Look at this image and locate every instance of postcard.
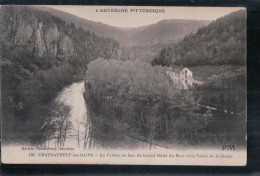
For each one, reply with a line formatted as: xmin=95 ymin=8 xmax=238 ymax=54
xmin=1 ymin=5 xmax=247 ymax=165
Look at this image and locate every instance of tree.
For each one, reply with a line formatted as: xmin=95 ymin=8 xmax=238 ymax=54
xmin=151 ymin=47 xmax=174 ymax=67
xmin=85 ymin=58 xmax=213 ymax=146
xmin=51 ymin=102 xmax=72 ymax=147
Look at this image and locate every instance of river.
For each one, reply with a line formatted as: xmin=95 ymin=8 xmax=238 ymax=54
xmin=48 ymin=81 xmax=165 ymax=150
xmin=45 ymin=80 xmax=242 ymax=151
xmin=53 ymin=81 xmax=88 ymax=149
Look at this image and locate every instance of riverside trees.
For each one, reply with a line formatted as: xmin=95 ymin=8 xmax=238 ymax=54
xmin=51 ymin=102 xmax=72 ymax=148
xmin=84 ymin=58 xmax=212 ymax=146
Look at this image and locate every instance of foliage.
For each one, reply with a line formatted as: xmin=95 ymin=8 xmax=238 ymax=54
xmin=84 ymin=58 xmax=212 ymax=145
xmin=152 ymin=10 xmax=246 ymax=67
xmin=151 ymin=47 xmax=174 ymax=66
xmin=1 ymin=5 xmax=120 ymax=144
xmin=149 ymin=10 xmax=247 ymax=147
xmin=2 ymin=63 xmax=75 ymax=144
xmin=193 ymin=73 xmax=246 ymax=146
xmin=188 ymin=65 xmax=246 ymax=82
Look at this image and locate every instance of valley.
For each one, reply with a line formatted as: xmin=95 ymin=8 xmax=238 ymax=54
xmin=1 ymin=6 xmax=246 ymax=150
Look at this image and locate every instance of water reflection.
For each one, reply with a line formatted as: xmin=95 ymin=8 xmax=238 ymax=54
xmin=45 ymin=81 xmax=163 ymax=150
xmin=45 ymin=81 xmax=89 ymax=149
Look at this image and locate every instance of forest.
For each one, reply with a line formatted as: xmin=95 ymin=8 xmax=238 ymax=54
xmin=84 ymin=58 xmax=213 ymax=147
xmin=152 ymin=10 xmax=246 ymax=67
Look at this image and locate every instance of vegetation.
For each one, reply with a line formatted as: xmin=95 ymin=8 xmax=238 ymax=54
xmin=1 ymin=6 xmax=119 ymax=144
xmin=2 ymin=62 xmax=75 ymax=144
xmin=151 ymin=47 xmax=174 ymax=66
xmin=51 ymin=102 xmax=72 ymax=148
xmin=194 ymin=72 xmax=246 ymax=147
xmin=152 ymin=10 xmax=246 ymax=67
xmin=188 ymin=65 xmax=246 ymax=82
xmin=149 ymin=10 xmax=247 ymax=147
xmin=1 ymin=6 xmax=247 ymax=148
xmin=82 ymin=10 xmax=247 ymax=148
xmin=84 ymin=58 xmax=212 ymax=146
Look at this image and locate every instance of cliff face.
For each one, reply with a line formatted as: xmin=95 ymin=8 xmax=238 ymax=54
xmin=0 ymin=6 xmax=121 ymax=144
xmin=0 ymin=6 xmax=120 ymax=62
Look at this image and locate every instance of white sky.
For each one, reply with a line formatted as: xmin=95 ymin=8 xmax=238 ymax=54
xmin=43 ymin=6 xmax=244 ymax=27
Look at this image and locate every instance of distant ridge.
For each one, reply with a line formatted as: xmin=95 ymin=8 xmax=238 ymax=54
xmin=32 ymin=6 xmax=211 ymax=47
xmin=152 ymin=9 xmax=246 ymax=67
xmin=32 ymin=6 xmax=126 ymax=42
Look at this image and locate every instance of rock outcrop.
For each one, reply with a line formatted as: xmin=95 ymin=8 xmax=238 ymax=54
xmin=0 ymin=6 xmax=120 ymax=62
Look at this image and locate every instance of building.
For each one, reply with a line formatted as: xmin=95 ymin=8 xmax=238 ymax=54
xmin=166 ymin=66 xmax=203 ymax=89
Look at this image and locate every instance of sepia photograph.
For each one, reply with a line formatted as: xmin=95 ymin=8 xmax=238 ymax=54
xmin=1 ymin=5 xmax=247 ymax=165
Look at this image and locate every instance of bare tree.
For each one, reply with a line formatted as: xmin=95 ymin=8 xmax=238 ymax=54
xmin=51 ymin=102 xmax=72 ymax=148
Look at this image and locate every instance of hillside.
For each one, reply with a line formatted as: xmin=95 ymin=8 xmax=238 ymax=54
xmin=34 ymin=6 xmax=127 ymax=44
xmin=152 ymin=10 xmax=246 ymax=67
xmin=0 ymin=5 xmax=121 ymax=144
xmin=120 ymin=19 xmax=210 ymax=62
xmin=150 ymin=10 xmax=247 ymax=132
xmin=126 ymin=19 xmax=210 ymax=47
xmin=0 ymin=5 xmax=121 ymax=89
xmin=34 ymin=6 xmax=210 ymax=47
xmin=26 ymin=6 xmax=211 ymax=63
xmin=0 ymin=6 xmax=120 ymax=64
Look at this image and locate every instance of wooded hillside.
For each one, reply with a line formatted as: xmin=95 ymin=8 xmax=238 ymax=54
xmin=1 ymin=6 xmax=120 ymax=144
xmin=152 ymin=10 xmax=246 ymax=67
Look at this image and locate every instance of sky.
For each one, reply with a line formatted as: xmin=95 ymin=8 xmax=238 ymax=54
xmin=44 ymin=6 xmax=245 ymax=28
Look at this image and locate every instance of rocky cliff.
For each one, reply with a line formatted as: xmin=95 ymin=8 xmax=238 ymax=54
xmin=0 ymin=6 xmax=120 ymax=64
xmin=0 ymin=6 xmax=121 ymax=144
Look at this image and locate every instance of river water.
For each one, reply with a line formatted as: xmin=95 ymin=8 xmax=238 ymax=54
xmin=54 ymin=81 xmax=88 ymax=149
xmin=49 ymin=81 xmax=164 ymax=150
